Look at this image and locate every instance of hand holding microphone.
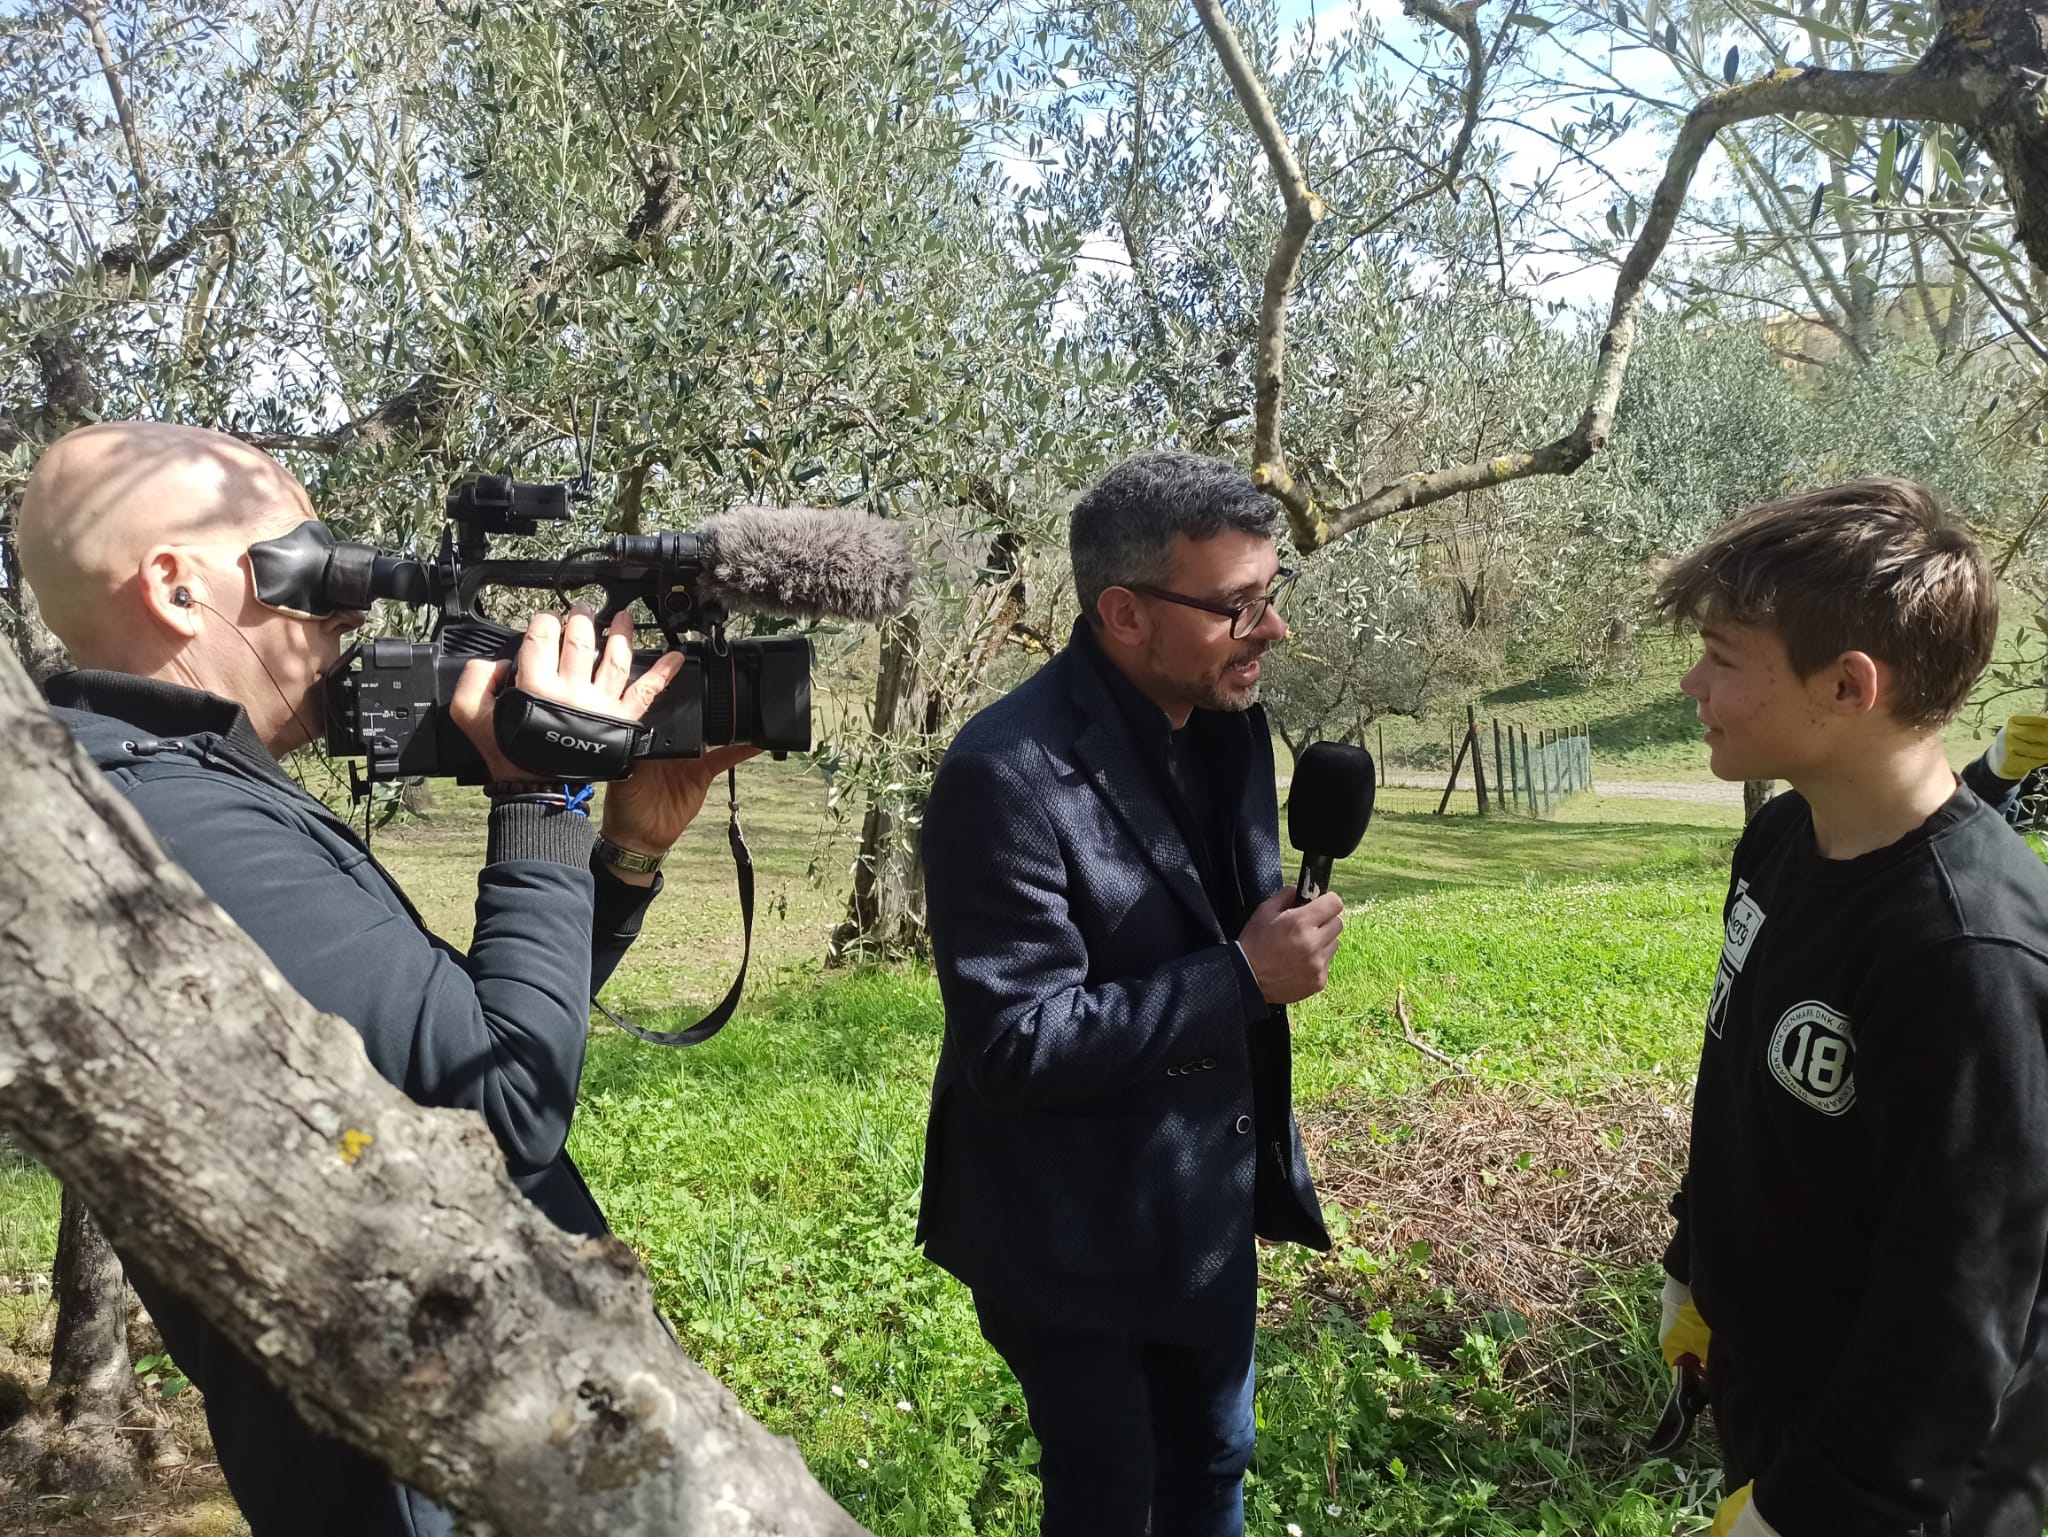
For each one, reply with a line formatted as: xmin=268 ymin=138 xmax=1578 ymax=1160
xmin=1238 ymin=742 xmax=1378 ymax=1005
xmin=1238 ymin=887 xmax=1345 ymax=1004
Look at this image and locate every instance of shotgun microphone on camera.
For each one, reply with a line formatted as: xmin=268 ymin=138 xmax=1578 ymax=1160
xmin=248 ymin=483 xmax=918 ymax=785
xmin=691 ymin=506 xmax=915 ymax=623
xmin=1287 ymin=741 xmax=1376 ymax=901
xmin=601 ymin=506 xmax=915 ymax=625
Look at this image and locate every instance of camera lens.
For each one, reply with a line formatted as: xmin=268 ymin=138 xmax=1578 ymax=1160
xmin=707 ymin=637 xmax=811 ymax=753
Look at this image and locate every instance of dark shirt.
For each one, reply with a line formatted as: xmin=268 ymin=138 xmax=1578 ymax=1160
xmin=1072 ymin=622 xmax=1265 ymax=986
xmin=1668 ymin=786 xmax=2048 ymax=1537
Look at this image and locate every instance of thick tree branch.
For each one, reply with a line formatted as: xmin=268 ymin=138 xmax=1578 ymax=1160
xmin=0 ymin=646 xmax=870 ymax=1536
xmin=1190 ymin=0 xmax=1325 ymax=536
xmin=1930 ymin=0 xmax=2048 ymax=271
xmin=1197 ymin=0 xmax=1495 ymax=547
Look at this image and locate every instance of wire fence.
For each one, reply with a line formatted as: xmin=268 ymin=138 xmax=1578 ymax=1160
xmin=1435 ymin=705 xmax=1592 ymax=818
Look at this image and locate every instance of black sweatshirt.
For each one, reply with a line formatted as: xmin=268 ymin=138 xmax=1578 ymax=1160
xmin=1666 ymin=786 xmax=2048 ymax=1537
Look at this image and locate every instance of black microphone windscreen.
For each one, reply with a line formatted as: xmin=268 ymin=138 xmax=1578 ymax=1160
xmin=1287 ymin=742 xmax=1376 ymax=858
xmin=696 ymin=506 xmax=915 ymax=623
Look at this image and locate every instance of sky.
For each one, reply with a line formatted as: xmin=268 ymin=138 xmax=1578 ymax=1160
xmin=1271 ymin=0 xmax=1725 ymax=311
xmin=981 ymin=0 xmax=1716 ymax=341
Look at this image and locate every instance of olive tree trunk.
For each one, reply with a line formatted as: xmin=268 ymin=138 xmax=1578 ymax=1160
xmin=832 ymin=613 xmax=932 ymax=961
xmin=46 ymin=1193 xmax=133 ymax=1429
xmin=1744 ymin=779 xmax=1776 ymax=823
xmin=3 ymin=432 xmax=135 ymax=1487
xmin=0 ymin=641 xmax=870 ymax=1537
xmin=832 ymin=518 xmax=1034 ymax=962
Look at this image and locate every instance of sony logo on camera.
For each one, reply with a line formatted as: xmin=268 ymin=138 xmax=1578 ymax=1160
xmin=543 ymin=729 xmax=607 ymax=754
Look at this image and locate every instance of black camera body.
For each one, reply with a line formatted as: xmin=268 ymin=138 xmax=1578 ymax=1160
xmin=330 ymin=630 xmax=812 ymax=783
xmin=308 ymin=474 xmax=815 ymax=785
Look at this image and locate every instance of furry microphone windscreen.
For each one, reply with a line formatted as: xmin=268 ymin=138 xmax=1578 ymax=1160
xmin=696 ymin=507 xmax=915 ymax=623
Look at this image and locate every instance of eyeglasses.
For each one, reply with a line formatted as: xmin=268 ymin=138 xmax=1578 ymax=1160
xmin=1126 ymin=567 xmax=1298 ymax=641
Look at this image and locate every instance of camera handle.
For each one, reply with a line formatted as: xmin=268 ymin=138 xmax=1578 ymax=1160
xmin=592 ymin=766 xmax=754 ymax=1047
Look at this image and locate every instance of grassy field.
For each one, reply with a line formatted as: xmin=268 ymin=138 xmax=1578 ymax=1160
xmin=566 ymin=796 xmax=1733 ymax=1537
xmin=9 ymin=621 xmax=1940 ymax=1533
xmin=0 ymin=745 xmax=1740 ymax=1535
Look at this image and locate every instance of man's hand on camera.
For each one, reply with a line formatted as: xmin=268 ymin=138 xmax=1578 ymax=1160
xmin=597 ymin=744 xmax=762 ymax=885
xmin=1237 ymin=887 xmax=1345 ymax=1006
xmin=450 ymin=606 xmax=685 ymax=785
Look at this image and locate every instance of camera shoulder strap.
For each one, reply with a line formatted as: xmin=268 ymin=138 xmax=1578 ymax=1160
xmin=594 ymin=767 xmax=753 ymax=1047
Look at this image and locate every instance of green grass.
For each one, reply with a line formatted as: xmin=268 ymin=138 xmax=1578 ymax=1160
xmin=1 ymin=770 xmax=1742 ymax=1535
xmin=346 ymin=753 xmax=848 ymax=1001
xmin=564 ymin=809 xmax=1732 ymax=1534
xmin=564 ymin=794 xmax=1737 ymax=1535
xmin=0 ymin=1140 xmax=60 ymax=1335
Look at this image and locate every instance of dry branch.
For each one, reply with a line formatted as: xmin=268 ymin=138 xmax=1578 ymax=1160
xmin=1391 ymin=985 xmax=1469 ymax=1075
xmin=1304 ymin=1079 xmax=1689 ymax=1324
xmin=1202 ymin=0 xmax=2047 ymax=550
xmin=0 ymin=644 xmax=870 ymax=1537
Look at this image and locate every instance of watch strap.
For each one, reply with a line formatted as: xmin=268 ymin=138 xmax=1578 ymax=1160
xmin=594 ymin=836 xmax=665 ymax=875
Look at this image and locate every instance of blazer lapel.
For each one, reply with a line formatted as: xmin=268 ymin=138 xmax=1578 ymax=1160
xmin=1067 ymin=657 xmax=1224 ymax=942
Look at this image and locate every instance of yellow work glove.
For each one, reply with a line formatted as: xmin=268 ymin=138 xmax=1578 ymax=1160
xmin=1659 ymin=1274 xmax=1711 ymax=1369
xmin=1710 ymin=1482 xmax=1780 ymax=1537
xmin=1989 ymin=715 xmax=2048 ymax=780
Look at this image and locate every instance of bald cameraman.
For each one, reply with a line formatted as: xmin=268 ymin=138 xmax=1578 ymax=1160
xmin=19 ymin=421 xmax=752 ymax=1537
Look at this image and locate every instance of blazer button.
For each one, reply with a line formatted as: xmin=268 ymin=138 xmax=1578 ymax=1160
xmin=1167 ymin=1064 xmax=1181 ymax=1077
xmin=1233 ymin=1114 xmax=1252 ymax=1134
xmin=1201 ymin=1057 xmax=1217 ymax=1070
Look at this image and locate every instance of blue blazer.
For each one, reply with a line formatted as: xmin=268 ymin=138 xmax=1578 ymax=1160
xmin=917 ymin=637 xmax=1329 ymax=1343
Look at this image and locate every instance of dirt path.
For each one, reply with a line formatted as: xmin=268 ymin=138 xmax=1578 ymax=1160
xmin=1379 ymin=772 xmax=1743 ymax=807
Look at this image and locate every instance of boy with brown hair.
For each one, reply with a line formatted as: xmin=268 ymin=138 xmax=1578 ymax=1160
xmin=1653 ymin=478 xmax=2048 ymax=1537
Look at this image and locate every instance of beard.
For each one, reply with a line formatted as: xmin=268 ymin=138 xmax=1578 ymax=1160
xmin=1150 ymin=636 xmax=1272 ymax=715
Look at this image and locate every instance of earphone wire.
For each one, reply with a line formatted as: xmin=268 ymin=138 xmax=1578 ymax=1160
xmin=181 ymin=593 xmax=355 ymax=813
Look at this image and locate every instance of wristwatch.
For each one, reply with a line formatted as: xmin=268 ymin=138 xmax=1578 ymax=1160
xmin=594 ymin=837 xmax=665 ymax=875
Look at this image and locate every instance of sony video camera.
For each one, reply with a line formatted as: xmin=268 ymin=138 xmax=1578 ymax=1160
xmin=250 ymin=474 xmax=912 ymax=787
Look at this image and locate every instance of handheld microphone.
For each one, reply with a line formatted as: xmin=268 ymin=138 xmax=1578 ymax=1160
xmin=1287 ymin=742 xmax=1376 ymax=901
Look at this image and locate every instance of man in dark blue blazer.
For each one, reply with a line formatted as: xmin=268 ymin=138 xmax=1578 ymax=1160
xmin=919 ymin=451 xmax=1345 ymax=1536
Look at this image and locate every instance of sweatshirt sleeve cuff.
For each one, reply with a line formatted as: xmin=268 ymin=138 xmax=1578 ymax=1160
xmin=1960 ymin=750 xmax=2024 ymax=815
xmin=1755 ymin=1435 xmax=1915 ymax=1537
xmin=592 ymin=861 xmax=661 ymax=939
xmin=1229 ymin=940 xmax=1269 ymax=1023
xmin=486 ymin=800 xmax=599 ymax=866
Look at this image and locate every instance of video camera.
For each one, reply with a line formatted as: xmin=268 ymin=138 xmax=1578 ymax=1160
xmin=249 ymin=474 xmax=913 ymax=788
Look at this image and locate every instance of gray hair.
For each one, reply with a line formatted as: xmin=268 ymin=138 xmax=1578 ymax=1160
xmin=1069 ymin=450 xmax=1277 ymax=625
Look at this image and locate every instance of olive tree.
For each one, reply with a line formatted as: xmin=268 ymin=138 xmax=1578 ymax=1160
xmin=1193 ymin=0 xmax=2048 ymax=551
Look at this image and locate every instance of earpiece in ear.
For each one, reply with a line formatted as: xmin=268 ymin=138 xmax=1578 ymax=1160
xmin=173 ymin=587 xmax=193 ymax=608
